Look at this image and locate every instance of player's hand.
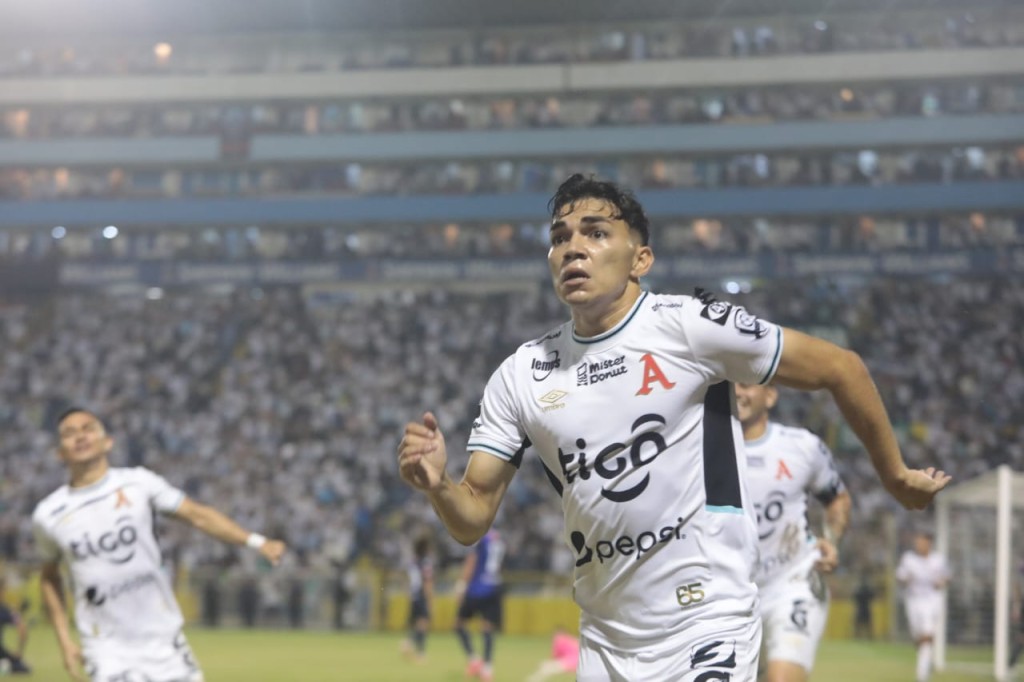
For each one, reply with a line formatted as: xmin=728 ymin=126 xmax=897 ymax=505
xmin=260 ymin=539 xmax=287 ymax=566
xmin=814 ymin=538 xmax=839 ymax=573
xmin=60 ymin=641 xmax=86 ymax=681
xmin=398 ymin=412 xmax=449 ymax=493
xmin=885 ymin=467 xmax=951 ymax=510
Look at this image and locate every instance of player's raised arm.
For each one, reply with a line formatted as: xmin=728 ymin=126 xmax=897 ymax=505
xmin=772 ymin=327 xmax=951 ymax=510
xmin=171 ymin=498 xmax=287 ymax=565
xmin=39 ymin=560 xmax=85 ymax=682
xmin=398 ymin=412 xmax=516 ymax=545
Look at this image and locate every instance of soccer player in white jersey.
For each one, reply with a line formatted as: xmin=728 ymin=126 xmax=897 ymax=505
xmin=735 ymin=383 xmax=852 ymax=682
xmin=398 ymin=174 xmax=951 ymax=681
xmin=896 ymin=531 xmax=950 ymax=682
xmin=32 ymin=408 xmax=287 ymax=682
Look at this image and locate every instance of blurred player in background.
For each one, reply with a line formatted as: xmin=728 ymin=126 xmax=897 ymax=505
xmin=736 ymin=383 xmax=851 ymax=682
xmin=896 ymin=531 xmax=951 ymax=682
xmin=0 ymin=575 xmax=30 ymax=675
xmin=32 ymin=408 xmax=287 ymax=682
xmin=525 ymin=626 xmax=579 ymax=682
xmin=400 ymin=534 xmax=434 ymax=663
xmin=399 ymin=174 xmax=950 ymax=681
xmin=455 ymin=528 xmax=505 ymax=681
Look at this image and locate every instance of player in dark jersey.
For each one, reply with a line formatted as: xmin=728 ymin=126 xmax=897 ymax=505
xmin=401 ymin=536 xmax=434 ymax=663
xmin=455 ymin=529 xmax=505 ymax=682
xmin=0 ymin=577 xmax=30 ymax=675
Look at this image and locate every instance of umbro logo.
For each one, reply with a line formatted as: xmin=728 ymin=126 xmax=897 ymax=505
xmin=538 ymin=390 xmax=568 ymax=412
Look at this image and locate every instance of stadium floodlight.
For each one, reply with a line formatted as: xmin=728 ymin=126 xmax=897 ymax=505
xmin=935 ymin=465 xmax=1024 ymax=682
xmin=51 ymin=226 xmax=66 ymax=239
xmin=102 ymin=226 xmax=119 ymax=239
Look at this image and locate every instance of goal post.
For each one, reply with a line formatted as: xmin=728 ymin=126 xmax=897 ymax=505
xmin=935 ymin=465 xmax=1024 ymax=682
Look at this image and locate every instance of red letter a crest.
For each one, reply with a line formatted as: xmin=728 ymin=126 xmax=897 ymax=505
xmin=636 ymin=353 xmax=676 ymax=396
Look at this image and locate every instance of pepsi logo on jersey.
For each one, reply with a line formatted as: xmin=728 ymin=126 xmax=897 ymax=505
xmin=557 ymin=413 xmax=667 ymax=503
xmin=69 ymin=515 xmax=138 ymax=565
xmin=570 ymin=513 xmax=687 ymax=567
xmin=531 ymin=350 xmax=561 ymax=381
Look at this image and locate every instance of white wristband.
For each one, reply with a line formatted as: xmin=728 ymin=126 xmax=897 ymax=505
xmin=246 ymin=533 xmax=267 ymax=550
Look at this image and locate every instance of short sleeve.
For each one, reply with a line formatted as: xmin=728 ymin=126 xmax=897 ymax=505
xmin=684 ymin=297 xmax=783 ymax=385
xmin=135 ymin=467 xmax=186 ymax=514
xmin=32 ymin=518 xmax=62 ymax=564
xmin=467 ymin=355 xmax=529 ymax=467
xmin=808 ymin=436 xmax=847 ymax=505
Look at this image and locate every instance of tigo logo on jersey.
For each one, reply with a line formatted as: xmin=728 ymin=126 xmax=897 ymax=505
xmin=531 ymin=351 xmax=561 ymax=381
xmin=558 ymin=413 xmax=667 ymax=503
xmin=734 ymin=308 xmax=768 ymax=339
xmin=576 ymin=355 xmax=627 ymax=386
xmin=69 ymin=515 xmax=138 ymax=565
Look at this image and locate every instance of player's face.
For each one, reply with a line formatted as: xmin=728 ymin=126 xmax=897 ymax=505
xmin=914 ymin=534 xmax=932 ymax=556
xmin=548 ymin=197 xmax=652 ymax=308
xmin=57 ymin=411 xmax=113 ymax=466
xmin=734 ymin=383 xmax=777 ymax=427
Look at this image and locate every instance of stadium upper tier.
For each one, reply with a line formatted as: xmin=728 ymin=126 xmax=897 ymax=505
xmin=2 ymin=5 xmax=1023 ymax=80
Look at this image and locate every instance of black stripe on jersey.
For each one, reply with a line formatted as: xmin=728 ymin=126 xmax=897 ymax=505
xmin=508 ymin=437 xmax=531 ymax=469
xmin=702 ymin=381 xmax=743 ymax=509
xmin=539 ymin=460 xmax=564 ymax=497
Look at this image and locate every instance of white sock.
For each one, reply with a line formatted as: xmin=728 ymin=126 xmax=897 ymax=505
xmin=916 ymin=642 xmax=933 ymax=681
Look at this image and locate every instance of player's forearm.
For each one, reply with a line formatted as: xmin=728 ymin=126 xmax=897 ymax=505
xmin=184 ymin=503 xmax=253 ymax=546
xmin=427 ymin=474 xmax=496 ymax=546
xmin=825 ymin=352 xmax=907 ymax=486
xmin=15 ymin=623 xmax=27 ymax=657
xmin=40 ymin=572 xmax=75 ymax=651
xmin=824 ymin=491 xmax=852 ymax=544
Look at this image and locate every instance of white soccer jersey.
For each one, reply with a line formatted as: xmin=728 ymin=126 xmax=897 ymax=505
xmin=32 ymin=467 xmax=186 ymax=645
xmin=896 ymin=551 xmax=950 ymax=600
xmin=744 ymin=423 xmax=846 ymax=587
xmin=468 ymin=291 xmax=783 ymax=650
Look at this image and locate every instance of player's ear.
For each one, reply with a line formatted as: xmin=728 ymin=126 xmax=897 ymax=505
xmin=631 ymin=244 xmax=654 ymax=279
xmin=765 ymin=386 xmax=779 ymax=410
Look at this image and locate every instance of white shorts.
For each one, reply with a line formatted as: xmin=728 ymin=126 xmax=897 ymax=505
xmin=904 ymin=596 xmax=942 ymax=640
xmin=83 ymin=630 xmax=203 ymax=682
xmin=578 ymin=617 xmax=761 ymax=681
xmin=759 ymin=568 xmax=829 ymax=672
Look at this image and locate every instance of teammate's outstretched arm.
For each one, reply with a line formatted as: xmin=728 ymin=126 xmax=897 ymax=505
xmin=398 ymin=412 xmax=516 ymax=545
xmin=39 ymin=560 xmax=85 ymax=682
xmin=171 ymin=499 xmax=286 ymax=565
xmin=773 ymin=328 xmax=951 ymax=510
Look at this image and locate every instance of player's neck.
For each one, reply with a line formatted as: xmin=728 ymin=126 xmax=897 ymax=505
xmin=570 ymin=284 xmax=643 ymax=338
xmin=68 ymin=458 xmax=110 ymax=488
xmin=742 ymin=417 xmax=769 ymax=442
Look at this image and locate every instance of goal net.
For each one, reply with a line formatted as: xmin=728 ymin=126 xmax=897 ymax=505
xmin=935 ymin=466 xmax=1024 ymax=682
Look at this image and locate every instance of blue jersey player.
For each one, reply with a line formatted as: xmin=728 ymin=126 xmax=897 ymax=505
xmin=455 ymin=529 xmax=505 ymax=681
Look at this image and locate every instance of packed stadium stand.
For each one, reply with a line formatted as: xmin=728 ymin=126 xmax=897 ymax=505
xmin=1 ymin=0 xmax=1023 ymax=654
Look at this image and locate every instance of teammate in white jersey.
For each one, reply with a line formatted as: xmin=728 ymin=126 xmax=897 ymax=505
xmin=32 ymin=408 xmax=286 ymax=682
xmin=896 ymin=531 xmax=950 ymax=682
xmin=398 ymin=174 xmax=950 ymax=681
xmin=735 ymin=383 xmax=852 ymax=682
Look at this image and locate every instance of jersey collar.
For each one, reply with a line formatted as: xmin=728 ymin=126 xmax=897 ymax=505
xmin=571 ymin=291 xmax=648 ymax=346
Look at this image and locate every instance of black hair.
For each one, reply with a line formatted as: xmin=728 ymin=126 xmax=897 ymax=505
xmin=413 ymin=536 xmax=432 ymax=559
xmin=548 ymin=173 xmax=650 ymax=246
xmin=54 ymin=406 xmax=106 ymax=432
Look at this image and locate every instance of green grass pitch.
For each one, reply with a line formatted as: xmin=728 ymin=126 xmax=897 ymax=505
xmin=24 ymin=628 xmax=995 ymax=681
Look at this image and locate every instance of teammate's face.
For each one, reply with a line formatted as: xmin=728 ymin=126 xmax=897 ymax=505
xmin=734 ymin=383 xmax=777 ymax=427
xmin=57 ymin=411 xmax=113 ymax=466
xmin=914 ymin=534 xmax=932 ymax=556
xmin=548 ymin=197 xmax=653 ymax=308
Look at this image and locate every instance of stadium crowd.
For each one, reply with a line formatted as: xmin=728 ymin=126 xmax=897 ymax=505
xmin=2 ymin=145 xmax=1021 ymax=203
xmin=4 ymin=81 xmax=1020 ymax=139
xmin=2 ymin=214 xmax=1021 ymax=264
xmin=0 ymin=273 xmax=1021 ymax=580
xmin=2 ymin=10 xmax=1020 ymax=78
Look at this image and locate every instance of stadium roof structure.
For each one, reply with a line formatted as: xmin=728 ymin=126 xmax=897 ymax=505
xmin=3 ymin=0 xmax=1022 ymax=37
